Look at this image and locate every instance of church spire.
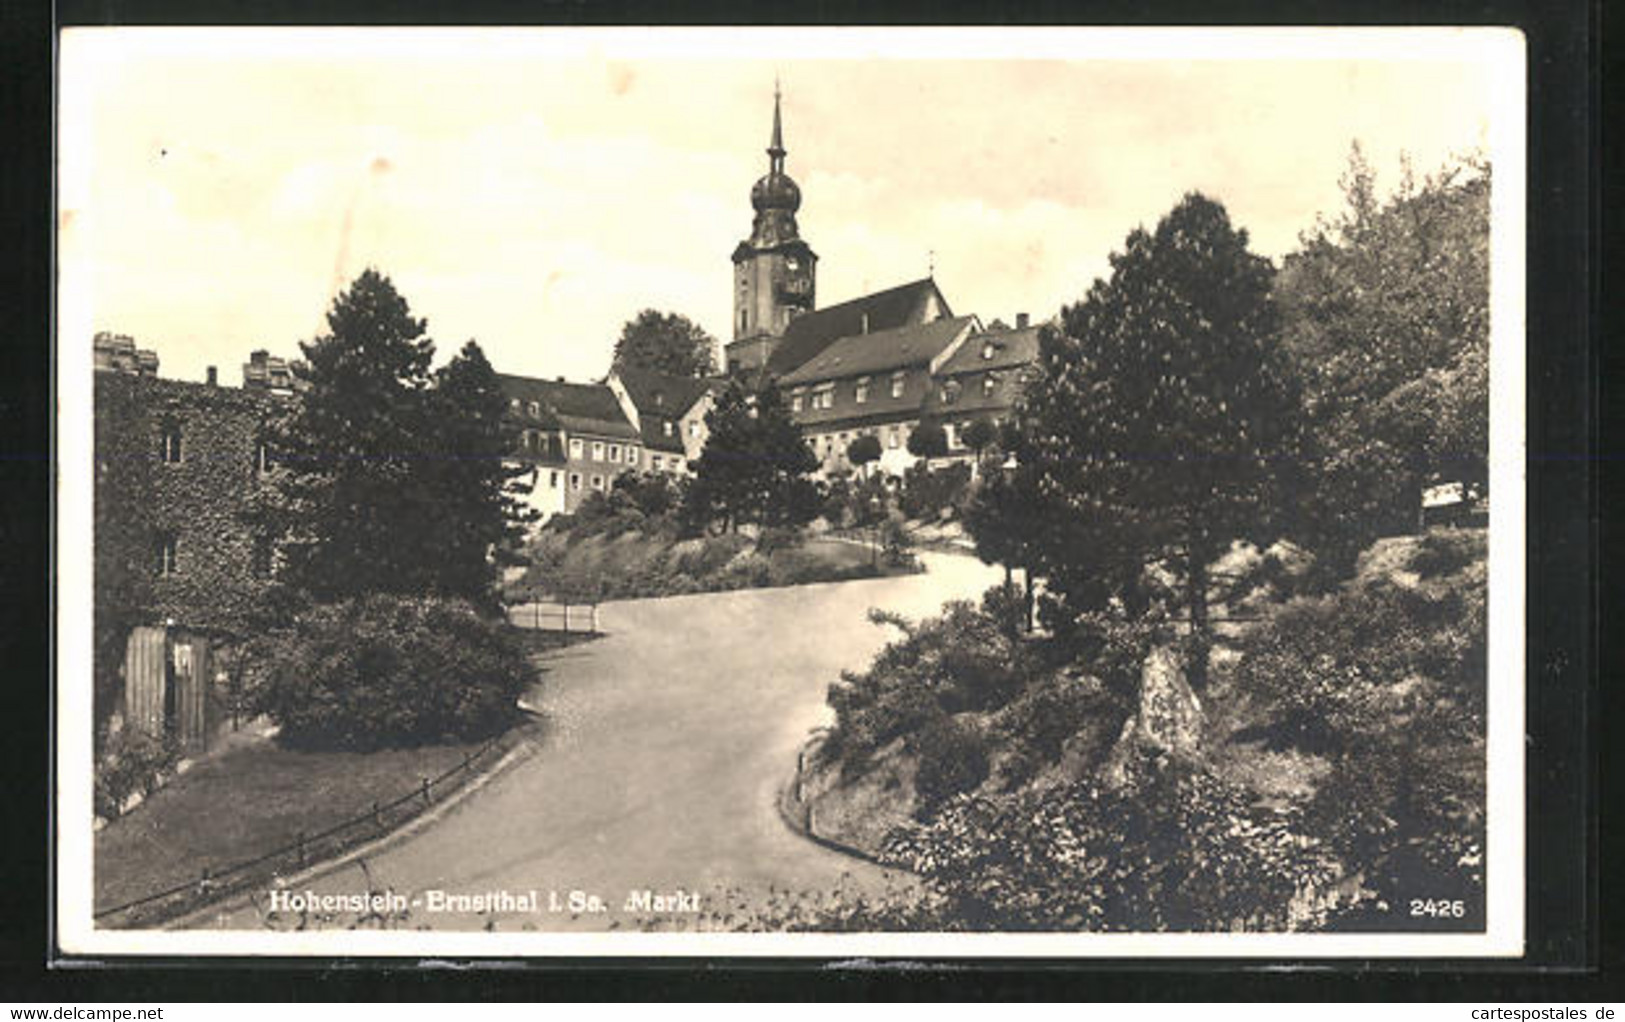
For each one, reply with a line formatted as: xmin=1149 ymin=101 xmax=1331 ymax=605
xmin=767 ymin=79 xmax=786 ymax=173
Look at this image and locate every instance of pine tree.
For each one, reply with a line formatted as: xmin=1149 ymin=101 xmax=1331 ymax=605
xmin=1017 ymin=193 xmax=1298 ymax=688
xmin=267 ymin=269 xmax=439 ymax=601
xmin=422 ymin=341 xmax=537 ymax=608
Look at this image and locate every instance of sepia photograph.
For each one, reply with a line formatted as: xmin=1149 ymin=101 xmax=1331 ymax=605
xmin=55 ymin=26 xmax=1526 ymax=958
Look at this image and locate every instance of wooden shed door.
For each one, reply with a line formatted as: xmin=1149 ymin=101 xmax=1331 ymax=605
xmin=123 ymin=626 xmax=168 ymax=738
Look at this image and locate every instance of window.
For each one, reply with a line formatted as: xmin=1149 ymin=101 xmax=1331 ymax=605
xmin=855 ymin=377 xmax=870 ymax=404
xmin=608 ymin=444 xmax=620 ymax=463
xmin=791 ymin=392 xmax=804 ymax=412
xmin=628 ymin=447 xmax=641 ymax=466
xmin=652 ymin=455 xmax=663 ymax=470
xmin=549 ymin=470 xmax=559 ymax=488
xmin=981 ymin=342 xmax=996 ymax=360
xmin=510 ymin=398 xmax=521 ymax=412
xmin=155 ymin=532 xmax=178 ymax=576
xmin=941 ymin=380 xmax=961 ymax=404
xmin=983 ymin=373 xmax=998 ymax=397
xmin=591 ymin=474 xmax=604 ymax=490
xmin=688 ymin=421 xmax=699 ymax=437
xmin=891 ymin=372 xmax=905 ymax=398
xmin=592 ymin=441 xmax=604 ymax=460
xmin=528 ymin=401 xmax=541 ymax=418
xmin=160 ymin=421 xmax=182 ymax=463
xmin=570 ymin=438 xmax=584 ymax=459
xmin=663 ymin=420 xmax=675 ymax=437
xmin=888 ymin=426 xmax=900 ymax=449
xmin=570 ymin=472 xmax=582 ymax=490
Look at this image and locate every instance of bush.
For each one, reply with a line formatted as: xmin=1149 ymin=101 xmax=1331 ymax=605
xmin=826 ymin=602 xmax=1037 ymax=764
xmin=256 ymin=595 xmax=531 ymax=751
xmin=994 ymin=672 xmax=1129 ymax=767
xmin=755 ymin=524 xmax=803 ymax=556
xmin=94 ymin=727 xmax=183 ymax=819
xmin=879 ymin=517 xmax=916 ymax=568
xmin=899 ymin=462 xmax=972 ymax=520
xmin=1233 ymin=536 xmax=1487 ymax=927
xmin=882 ymin=756 xmax=1341 ymax=931
xmin=911 ymin=715 xmax=991 ymax=811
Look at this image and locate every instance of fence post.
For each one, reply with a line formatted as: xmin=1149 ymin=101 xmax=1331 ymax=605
xmin=372 ymin=799 xmax=382 ymax=829
xmin=199 ymin=866 xmax=212 ymax=895
xmin=421 ymin=776 xmax=431 ymax=804
xmin=562 ymin=600 xmax=569 ymax=635
xmin=295 ymin=831 xmax=307 ymax=867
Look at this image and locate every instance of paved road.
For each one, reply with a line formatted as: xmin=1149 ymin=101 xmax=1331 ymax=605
xmin=202 ymin=552 xmax=1000 ymax=932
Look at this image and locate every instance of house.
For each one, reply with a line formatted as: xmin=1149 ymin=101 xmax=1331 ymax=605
xmin=496 ymin=374 xmax=642 ymax=516
xmin=779 ymin=315 xmax=979 ymax=477
xmin=604 ymin=366 xmax=721 ymax=475
xmin=927 ymin=316 xmax=1042 ymax=456
xmin=94 ymin=350 xmax=285 ymax=752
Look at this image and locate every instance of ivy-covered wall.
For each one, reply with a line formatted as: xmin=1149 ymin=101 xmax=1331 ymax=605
xmin=94 ymin=373 xmax=281 ymax=638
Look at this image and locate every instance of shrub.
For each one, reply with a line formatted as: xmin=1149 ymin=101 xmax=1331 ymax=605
xmin=755 ymin=524 xmax=803 ymax=556
xmin=911 ymin=714 xmax=991 ymax=811
xmin=826 ymin=602 xmax=1037 ymax=764
xmin=256 ymin=595 xmax=531 ymax=751
xmin=1234 ymin=535 xmax=1487 ymax=927
xmin=994 ymin=672 xmax=1129 ymax=767
xmin=899 ymin=462 xmax=972 ymax=520
xmin=906 ymin=421 xmax=948 ymax=459
xmin=882 ymin=756 xmax=1341 ymax=931
xmin=94 ymin=727 xmax=183 ymax=819
xmin=847 ymin=434 xmax=882 ymax=472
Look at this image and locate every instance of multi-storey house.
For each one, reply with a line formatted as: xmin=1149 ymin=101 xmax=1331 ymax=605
xmin=497 ymin=374 xmax=642 ymax=516
xmin=779 ymin=315 xmax=979 ymax=477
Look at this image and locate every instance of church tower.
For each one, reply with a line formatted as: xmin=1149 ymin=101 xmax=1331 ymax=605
xmin=725 ymin=85 xmax=817 ymax=374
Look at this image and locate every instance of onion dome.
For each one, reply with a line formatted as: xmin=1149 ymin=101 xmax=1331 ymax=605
xmin=749 ymin=83 xmax=801 ymax=213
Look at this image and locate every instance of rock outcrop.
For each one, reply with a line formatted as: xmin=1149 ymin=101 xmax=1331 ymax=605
xmin=1101 ymin=644 xmax=1206 ymax=787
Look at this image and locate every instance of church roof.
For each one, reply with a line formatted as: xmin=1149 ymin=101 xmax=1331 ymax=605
xmin=779 ymin=315 xmax=978 ymax=386
xmin=496 ymin=373 xmax=639 ymax=441
xmin=765 ymin=277 xmax=952 ymax=376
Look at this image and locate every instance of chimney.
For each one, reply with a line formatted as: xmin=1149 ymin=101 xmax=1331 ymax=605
xmin=1016 ymin=312 xmax=1029 ymax=329
xmin=556 ymin=375 xmax=565 ymax=383
xmin=206 ymin=366 xmax=218 ymax=386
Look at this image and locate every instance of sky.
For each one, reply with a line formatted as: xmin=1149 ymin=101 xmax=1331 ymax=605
xmin=58 ymin=28 xmax=1510 ymax=387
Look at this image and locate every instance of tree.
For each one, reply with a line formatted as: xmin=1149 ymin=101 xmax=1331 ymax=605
xmin=611 ymin=309 xmax=719 ymax=378
xmin=962 ymin=452 xmax=1045 ymax=634
xmin=682 ymin=379 xmax=819 ymax=533
xmin=906 ymin=420 xmax=948 ymax=459
xmin=1015 ymin=193 xmax=1298 ymax=689
xmin=1274 ymin=147 xmax=1490 ymax=573
xmin=420 ymin=340 xmax=537 ymax=608
xmin=960 ymin=418 xmax=998 ymax=466
xmin=847 ymin=434 xmax=882 ymax=477
xmin=266 ymin=269 xmax=438 ymax=601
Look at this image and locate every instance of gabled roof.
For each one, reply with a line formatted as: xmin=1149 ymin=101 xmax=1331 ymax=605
xmin=935 ymin=324 xmax=1042 ymax=377
xmin=765 ymin=277 xmax=952 ymax=376
xmin=496 ymin=373 xmax=639 ymax=441
xmin=779 ymin=316 xmax=978 ymax=386
xmin=611 ymin=367 xmax=716 ymax=419
xmin=608 ymin=367 xmax=719 ymax=454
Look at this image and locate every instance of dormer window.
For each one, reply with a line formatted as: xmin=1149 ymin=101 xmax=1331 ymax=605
xmin=528 ymin=401 xmax=541 ymax=418
xmin=983 ymin=373 xmax=998 ymax=397
xmin=510 ymin=398 xmax=521 ymax=412
xmin=891 ymin=372 xmax=905 ymax=398
xmin=981 ymin=342 xmax=997 ymax=360
xmin=855 ymin=377 xmax=870 ymax=404
xmin=663 ymin=420 xmax=675 ymax=437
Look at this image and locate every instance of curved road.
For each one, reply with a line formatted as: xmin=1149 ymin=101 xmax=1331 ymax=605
xmin=201 ymin=551 xmax=999 ymax=932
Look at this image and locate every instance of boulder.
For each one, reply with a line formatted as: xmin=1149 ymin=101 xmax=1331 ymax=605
xmin=1101 ymin=644 xmax=1206 ymax=787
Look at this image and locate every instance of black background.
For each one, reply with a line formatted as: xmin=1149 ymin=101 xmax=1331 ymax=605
xmin=0 ymin=0 xmax=1610 ymax=1000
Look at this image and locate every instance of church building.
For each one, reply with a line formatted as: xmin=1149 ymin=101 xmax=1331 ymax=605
xmin=724 ymin=87 xmax=1039 ymax=476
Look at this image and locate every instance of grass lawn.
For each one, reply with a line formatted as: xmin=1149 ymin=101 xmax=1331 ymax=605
xmin=94 ymin=723 xmax=535 ymax=926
